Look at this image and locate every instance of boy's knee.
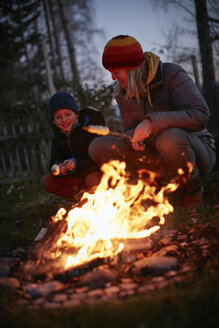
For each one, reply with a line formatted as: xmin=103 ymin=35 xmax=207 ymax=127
xmin=40 ymin=173 xmax=53 ymax=192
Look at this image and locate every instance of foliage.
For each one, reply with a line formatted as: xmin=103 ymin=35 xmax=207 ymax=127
xmin=0 ymin=0 xmax=45 ymax=107
xmin=72 ymin=81 xmax=123 ymax=132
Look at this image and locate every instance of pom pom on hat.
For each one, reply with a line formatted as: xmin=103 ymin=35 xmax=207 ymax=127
xmin=48 ymin=91 xmax=79 ymax=117
xmin=102 ymin=35 xmax=145 ymax=70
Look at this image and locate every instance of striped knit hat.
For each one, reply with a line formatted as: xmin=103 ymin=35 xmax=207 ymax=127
xmin=102 ymin=35 xmax=145 ymax=70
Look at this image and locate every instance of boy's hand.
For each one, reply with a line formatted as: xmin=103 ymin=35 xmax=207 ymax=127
xmin=60 ymin=159 xmax=75 ymax=175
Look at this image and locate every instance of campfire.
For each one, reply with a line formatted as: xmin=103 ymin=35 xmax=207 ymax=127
xmin=23 ymin=160 xmax=179 ymax=280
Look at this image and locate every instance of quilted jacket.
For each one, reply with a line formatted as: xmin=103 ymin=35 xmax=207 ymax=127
xmin=116 ymin=60 xmax=215 ymax=150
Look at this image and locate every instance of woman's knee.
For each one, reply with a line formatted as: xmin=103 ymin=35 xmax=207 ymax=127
xmin=88 ymin=136 xmax=129 ymax=164
xmin=155 ymin=128 xmax=188 ymax=155
xmin=88 ymin=137 xmax=103 ymax=160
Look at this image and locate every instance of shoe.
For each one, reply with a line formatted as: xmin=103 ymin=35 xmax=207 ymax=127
xmin=183 ymin=186 xmax=204 ymax=208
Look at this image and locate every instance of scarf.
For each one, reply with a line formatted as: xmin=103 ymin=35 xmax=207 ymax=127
xmin=144 ymin=52 xmax=160 ymax=107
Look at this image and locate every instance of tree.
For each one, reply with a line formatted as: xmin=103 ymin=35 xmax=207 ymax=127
xmin=194 ymin=0 xmax=219 ymax=142
xmin=56 ymin=0 xmax=80 ymax=84
xmin=0 ymin=0 xmax=44 ymax=119
xmin=47 ymin=0 xmax=65 ymax=81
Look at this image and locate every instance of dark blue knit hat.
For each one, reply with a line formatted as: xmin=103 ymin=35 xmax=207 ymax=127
xmin=48 ymin=91 xmax=79 ymax=117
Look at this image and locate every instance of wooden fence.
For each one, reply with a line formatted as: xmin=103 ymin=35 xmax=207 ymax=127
xmin=0 ymin=122 xmax=52 ymax=183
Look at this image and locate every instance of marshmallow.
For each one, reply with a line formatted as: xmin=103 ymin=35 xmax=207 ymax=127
xmin=51 ymin=164 xmax=60 ymax=176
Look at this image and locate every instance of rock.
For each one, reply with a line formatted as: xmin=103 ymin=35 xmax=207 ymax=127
xmin=62 ymin=299 xmax=80 ymax=308
xmin=177 ymin=234 xmax=187 ymax=241
xmin=120 ymin=253 xmax=136 ymax=264
xmin=123 ymin=238 xmax=152 ymax=252
xmin=165 ymin=270 xmax=178 ymax=277
xmin=12 ymin=247 xmax=26 ymax=257
xmin=87 ymin=289 xmax=103 ymax=298
xmin=162 ymin=229 xmax=179 ymax=237
xmin=0 ymin=277 xmax=20 ymax=289
xmin=131 ymin=256 xmax=178 ymax=275
xmin=152 ymin=245 xmax=178 ymax=257
xmin=23 ymin=280 xmax=65 ymax=298
xmin=159 ymin=237 xmax=173 ymax=246
xmin=137 ymin=283 xmax=155 ymax=293
xmin=73 ymin=287 xmax=89 ymax=293
xmin=119 ymin=282 xmax=138 ymax=290
xmin=0 ymin=266 xmax=10 ymax=278
xmin=78 ymin=268 xmax=117 ymax=288
xmin=43 ymin=302 xmax=61 ymax=309
xmin=152 ymin=276 xmax=166 ymax=283
xmin=191 ymin=238 xmax=208 ymax=246
xmin=104 ymin=285 xmax=120 ymax=297
xmin=151 ymin=276 xmax=168 ymax=289
xmin=119 ymin=289 xmax=135 ymax=297
xmin=33 ymin=297 xmax=46 ymax=305
xmin=53 ymin=293 xmax=68 ymax=302
xmin=0 ymin=257 xmax=20 ymax=268
xmin=69 ymin=293 xmax=86 ymax=301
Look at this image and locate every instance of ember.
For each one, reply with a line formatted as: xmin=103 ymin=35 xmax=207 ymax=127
xmin=27 ymin=160 xmax=178 ymax=278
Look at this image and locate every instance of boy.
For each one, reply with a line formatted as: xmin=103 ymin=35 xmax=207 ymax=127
xmin=41 ymin=91 xmax=105 ymax=200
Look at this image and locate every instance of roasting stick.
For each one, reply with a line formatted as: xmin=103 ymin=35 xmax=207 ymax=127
xmin=83 ymin=125 xmax=130 ymax=139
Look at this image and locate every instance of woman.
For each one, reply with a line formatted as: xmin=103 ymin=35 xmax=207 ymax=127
xmin=88 ymin=35 xmax=216 ymax=207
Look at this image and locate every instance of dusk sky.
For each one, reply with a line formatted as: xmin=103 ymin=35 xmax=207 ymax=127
xmin=92 ymin=0 xmax=197 ymax=81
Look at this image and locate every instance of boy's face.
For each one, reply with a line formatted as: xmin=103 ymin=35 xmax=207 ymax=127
xmin=53 ymin=108 xmax=78 ymax=133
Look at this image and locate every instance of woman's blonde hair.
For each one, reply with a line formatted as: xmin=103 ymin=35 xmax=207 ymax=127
xmin=114 ymin=63 xmax=148 ymax=103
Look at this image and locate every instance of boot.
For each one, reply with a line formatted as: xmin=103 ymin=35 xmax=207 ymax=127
xmin=183 ymin=185 xmax=204 ymax=208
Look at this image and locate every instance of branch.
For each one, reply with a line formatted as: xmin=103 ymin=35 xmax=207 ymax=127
xmin=208 ymin=17 xmax=219 ymax=24
xmin=211 ymin=36 xmax=219 ymax=42
xmin=169 ymin=0 xmax=195 ymax=18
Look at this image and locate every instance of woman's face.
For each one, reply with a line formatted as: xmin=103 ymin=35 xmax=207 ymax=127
xmin=53 ymin=108 xmax=78 ymax=133
xmin=110 ymin=69 xmax=128 ymax=89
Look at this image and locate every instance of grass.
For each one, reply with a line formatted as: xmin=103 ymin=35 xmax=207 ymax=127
xmin=0 ymin=179 xmax=61 ymax=250
xmin=0 ymin=175 xmax=219 ymax=327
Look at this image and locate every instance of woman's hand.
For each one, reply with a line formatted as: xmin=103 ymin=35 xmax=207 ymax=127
xmin=131 ymin=141 xmax=145 ymax=151
xmin=131 ymin=119 xmax=152 ymax=144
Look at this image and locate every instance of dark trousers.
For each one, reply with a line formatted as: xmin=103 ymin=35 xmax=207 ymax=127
xmin=41 ymin=174 xmax=84 ymax=200
xmin=88 ymin=128 xmax=216 ymax=194
xmin=41 ymin=170 xmax=103 ymax=200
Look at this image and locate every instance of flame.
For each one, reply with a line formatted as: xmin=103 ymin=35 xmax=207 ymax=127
xmin=46 ymin=160 xmax=178 ymax=271
xmin=177 ymin=162 xmax=194 ymax=176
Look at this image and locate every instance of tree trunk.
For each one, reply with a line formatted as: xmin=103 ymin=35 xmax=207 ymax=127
xmin=18 ymin=2 xmax=40 ymax=108
xmin=191 ymin=55 xmax=201 ymax=91
xmin=48 ymin=0 xmax=65 ymax=82
xmin=42 ymin=37 xmax=56 ymax=96
xmin=57 ymin=0 xmax=80 ymax=85
xmin=42 ymin=0 xmax=57 ymax=77
xmin=194 ymin=0 xmax=218 ymax=143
